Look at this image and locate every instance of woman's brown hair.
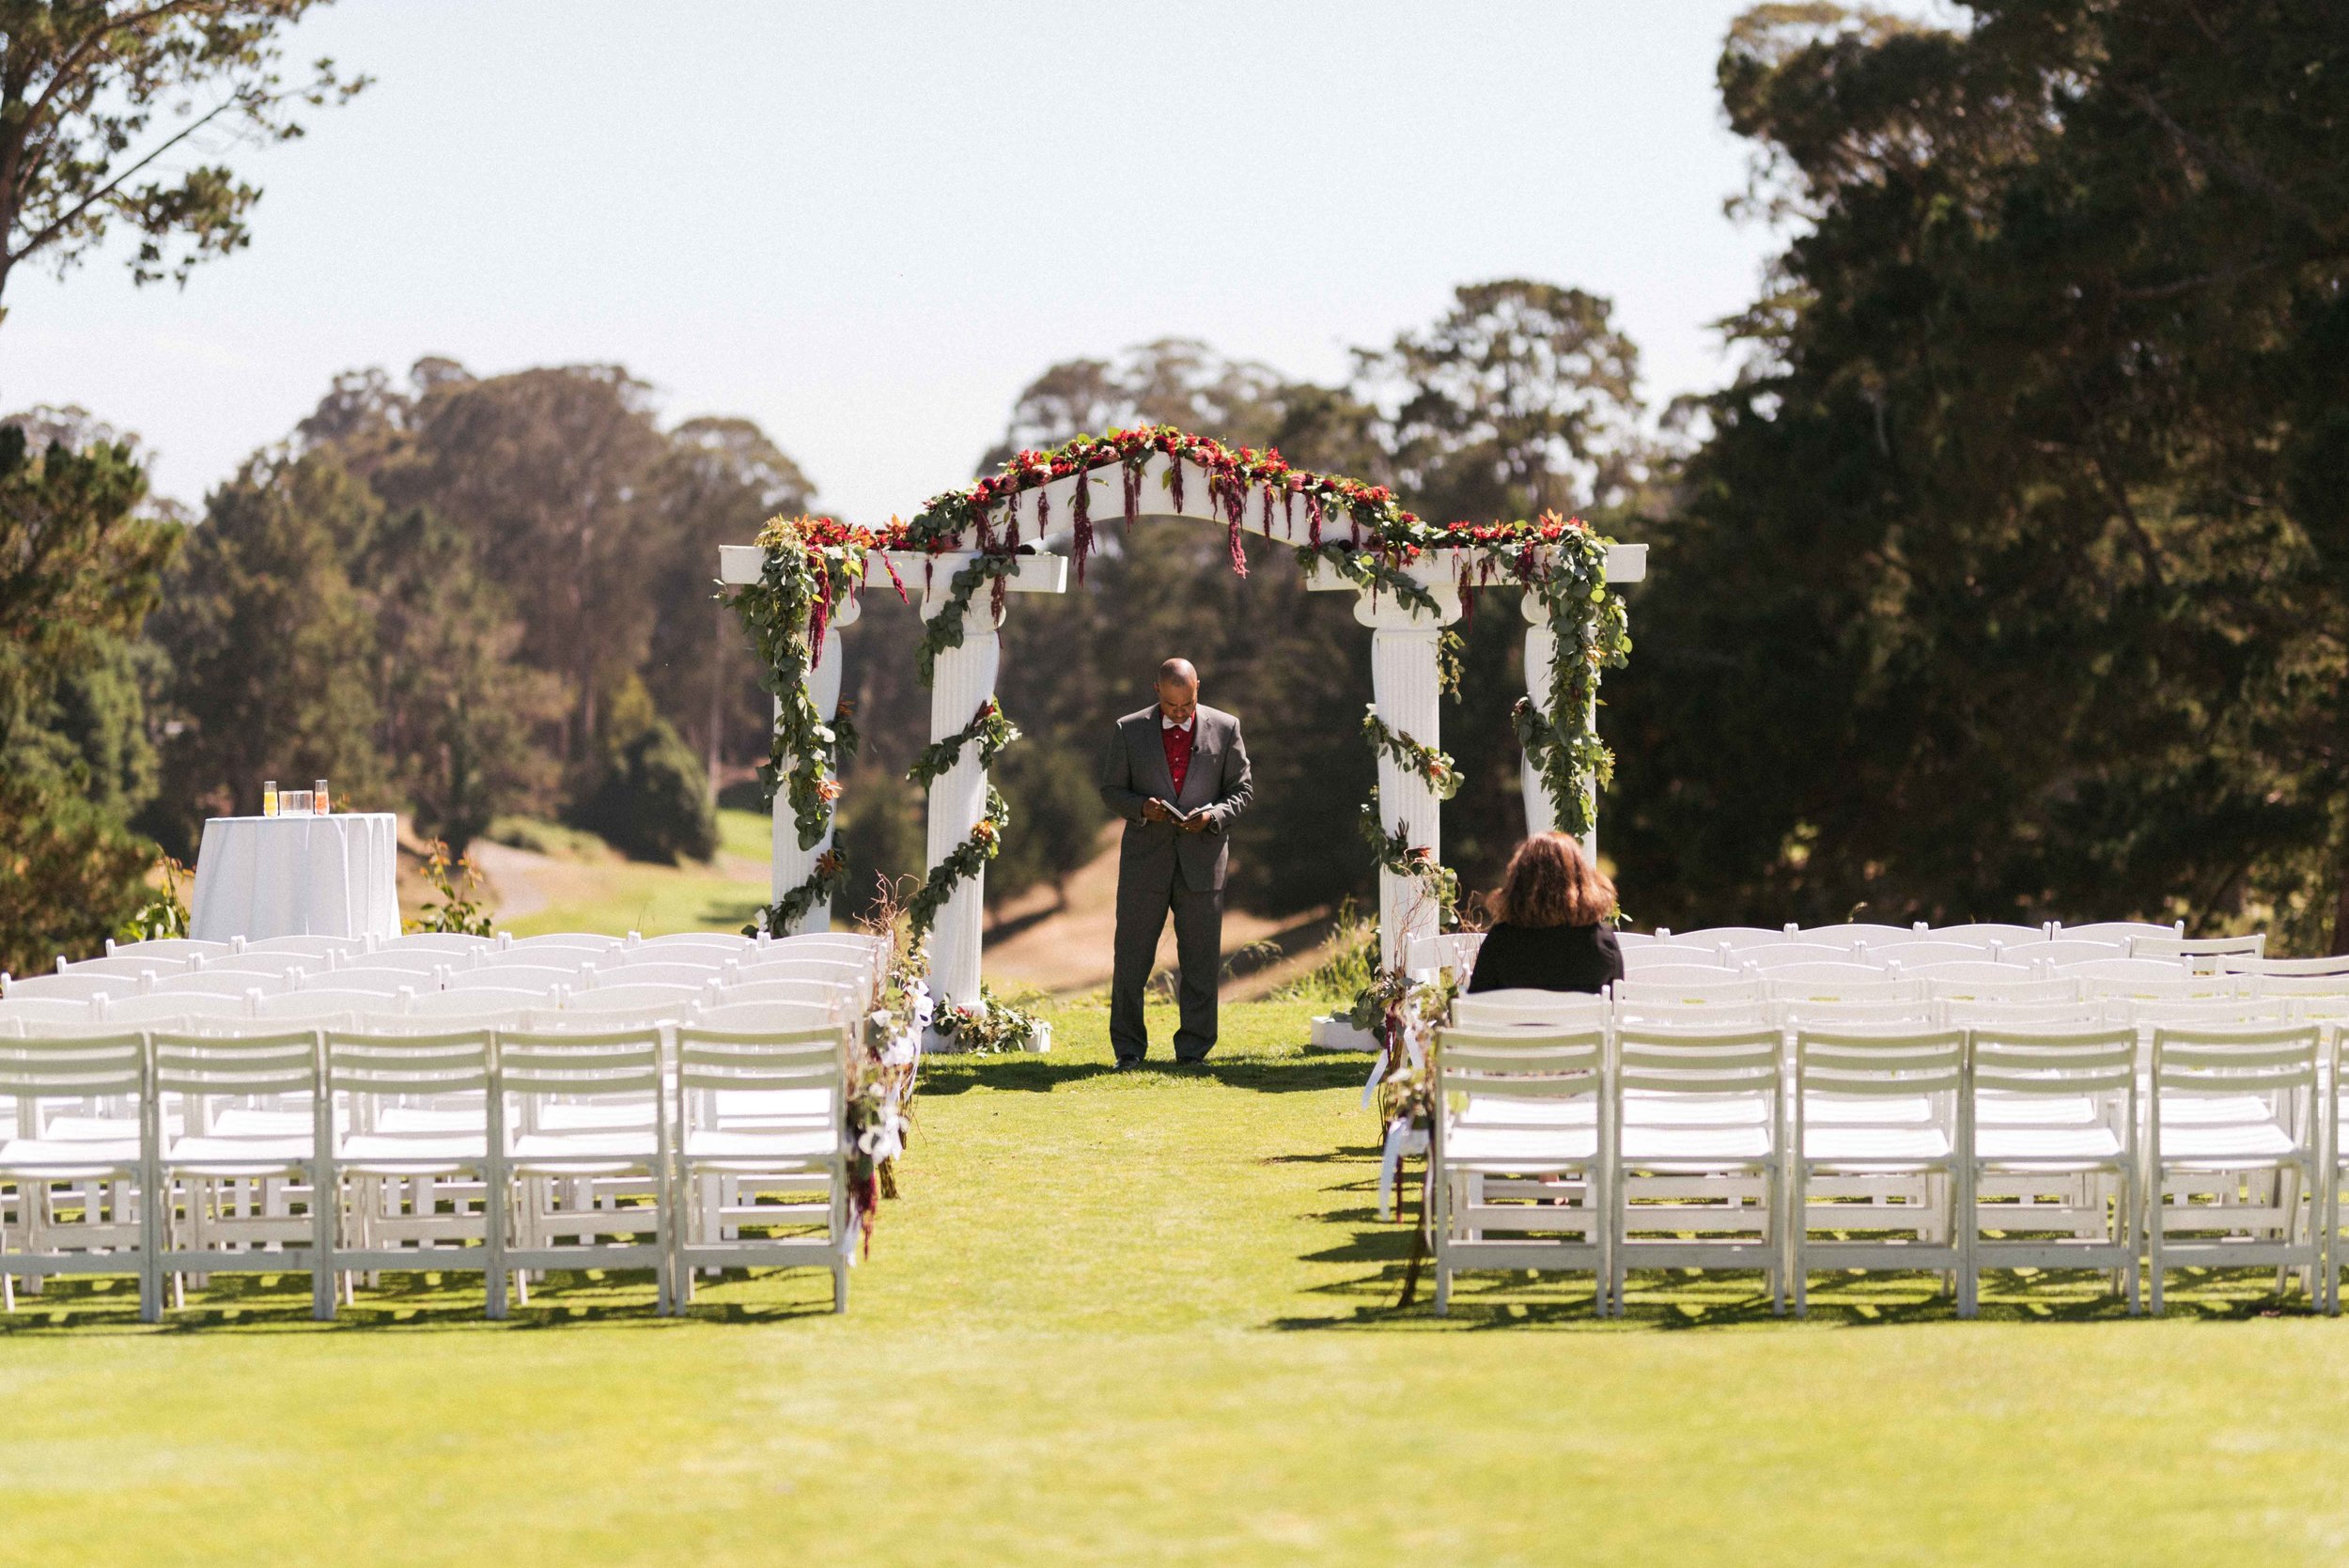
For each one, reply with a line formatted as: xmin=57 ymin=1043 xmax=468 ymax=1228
xmin=1487 ymin=832 xmax=1616 ymax=928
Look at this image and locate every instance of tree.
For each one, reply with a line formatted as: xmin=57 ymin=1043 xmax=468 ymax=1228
xmin=0 ymin=0 xmax=366 ymax=320
xmin=571 ymin=715 xmax=718 ymax=865
xmin=145 ymin=447 xmax=385 ymax=854
xmin=987 ymin=738 xmax=1107 ymax=910
xmin=1610 ymin=1 xmax=2349 ymax=947
xmin=0 ymin=769 xmax=153 ymax=977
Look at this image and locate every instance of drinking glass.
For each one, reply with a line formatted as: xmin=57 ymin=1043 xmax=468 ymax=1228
xmin=283 ymin=789 xmax=312 ymax=815
xmin=262 ymin=780 xmax=279 ymax=817
xmin=314 ymin=778 xmax=331 ymax=815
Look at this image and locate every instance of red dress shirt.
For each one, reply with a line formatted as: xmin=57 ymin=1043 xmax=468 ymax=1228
xmin=1161 ymin=714 xmax=1195 ymax=797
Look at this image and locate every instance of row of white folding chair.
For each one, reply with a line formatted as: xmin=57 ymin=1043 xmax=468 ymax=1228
xmin=0 ymin=1016 xmax=854 ymax=1318
xmin=1427 ymin=1020 xmax=2325 ymax=1317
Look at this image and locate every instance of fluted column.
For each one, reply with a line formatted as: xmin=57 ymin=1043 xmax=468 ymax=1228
xmin=919 ymin=582 xmax=1003 ymax=1008
xmin=1356 ymin=585 xmax=1463 ymax=970
xmin=769 ymin=597 xmax=862 ymax=933
xmin=1518 ymin=590 xmax=1596 ymax=857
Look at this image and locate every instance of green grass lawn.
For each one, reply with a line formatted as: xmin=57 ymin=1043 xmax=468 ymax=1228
xmin=495 ymin=809 xmax=776 ymax=938
xmin=8 ymin=1001 xmax=2349 ymax=1564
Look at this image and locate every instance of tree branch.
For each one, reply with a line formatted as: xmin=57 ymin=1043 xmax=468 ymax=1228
xmin=23 ymin=0 xmax=221 ymax=137
xmin=11 ymin=85 xmax=249 ymax=263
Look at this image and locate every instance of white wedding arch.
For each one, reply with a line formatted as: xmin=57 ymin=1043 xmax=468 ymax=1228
xmin=719 ymin=446 xmax=1646 ymax=1011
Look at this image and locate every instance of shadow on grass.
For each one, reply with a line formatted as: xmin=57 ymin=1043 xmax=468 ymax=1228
xmin=918 ymin=1051 xmax=1371 ymax=1096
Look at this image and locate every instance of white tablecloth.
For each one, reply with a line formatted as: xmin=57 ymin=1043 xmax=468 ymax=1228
xmin=189 ymin=814 xmax=402 ymax=943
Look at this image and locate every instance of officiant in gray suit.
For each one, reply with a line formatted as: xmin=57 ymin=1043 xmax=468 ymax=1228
xmin=1097 ymin=658 xmax=1253 ymax=1068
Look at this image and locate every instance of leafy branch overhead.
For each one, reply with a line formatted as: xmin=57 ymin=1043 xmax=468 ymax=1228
xmin=0 ymin=0 xmax=368 ymax=315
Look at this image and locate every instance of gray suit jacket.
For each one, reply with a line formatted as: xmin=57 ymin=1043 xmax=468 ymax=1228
xmin=1098 ymin=704 xmax=1253 ymax=893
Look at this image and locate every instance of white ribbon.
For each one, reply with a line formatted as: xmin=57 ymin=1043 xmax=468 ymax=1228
xmin=1377 ymin=1118 xmax=1409 ymax=1219
xmin=1361 ymin=1049 xmax=1389 ymax=1108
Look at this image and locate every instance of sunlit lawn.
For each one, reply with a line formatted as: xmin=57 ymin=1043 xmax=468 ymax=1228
xmin=496 ymin=809 xmax=776 ymax=938
xmin=7 ymin=1000 xmax=2349 ymax=1564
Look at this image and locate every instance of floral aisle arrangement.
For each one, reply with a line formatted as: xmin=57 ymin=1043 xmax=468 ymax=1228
xmin=932 ymin=986 xmax=1050 ymax=1054
xmin=845 ymin=919 xmax=932 ymax=1250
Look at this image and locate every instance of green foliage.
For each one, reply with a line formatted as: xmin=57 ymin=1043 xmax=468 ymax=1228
xmin=1269 ymin=899 xmax=1380 ymax=1005
xmin=907 ymin=786 xmax=1006 ymax=937
xmin=570 ymin=716 xmax=719 ymax=866
xmin=114 ymin=854 xmax=190 ymax=945
xmin=932 ymin=986 xmax=1048 ymax=1053
xmin=407 ymin=840 xmax=492 ymax=937
xmin=833 ymin=766 xmax=926 ymax=926
xmin=0 ymin=1 xmax=366 ymax=315
xmin=987 ymin=737 xmax=1108 ymax=908
xmin=0 ymin=770 xmax=155 ymax=977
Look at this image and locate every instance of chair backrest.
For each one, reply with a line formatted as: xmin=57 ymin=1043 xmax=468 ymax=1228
xmin=151 ymin=1027 xmax=319 ymax=1102
xmin=1686 ymin=926 xmax=1801 ymax=950
xmin=1405 ymin=931 xmax=1486 ymax=978
xmin=243 ymin=935 xmax=369 ymax=958
xmin=2052 ymin=920 xmax=2182 ymax=943
xmin=1941 ymin=998 xmax=2107 ymax=1029
xmin=2151 ymin=1024 xmax=2319 ymax=1107
xmin=564 ymin=982 xmax=704 ymax=1012
xmin=446 ymin=965 xmax=574 ymax=994
xmin=2031 ymin=939 xmax=2132 ymax=968
xmin=498 ymin=1026 xmax=664 ymax=1102
xmin=0 ymin=1031 xmax=146 ymax=1105
xmin=508 ymin=933 xmax=623 ymax=953
xmin=407 ymin=988 xmax=541 ymax=1018
xmin=1613 ymin=976 xmax=1767 ymax=1009
xmin=732 ymin=955 xmax=871 ymax=985
xmin=1795 ymin=924 xmax=1918 ymax=948
xmin=148 ymin=970 xmax=282 ymax=999
xmin=96 ymin=991 xmax=252 ymax=1024
xmin=1758 ymin=964 xmax=1903 ymax=991
xmin=1928 ymin=923 xmax=2049 ymax=947
xmin=1434 ymin=1027 xmax=1605 ymax=1116
xmin=1969 ymin=1027 xmax=2137 ymax=1107
xmin=1794 ymin=1027 xmax=1964 ymax=1112
xmin=291 ymin=970 xmax=413 ymax=999
xmin=674 ymin=1023 xmax=845 ymax=1110
xmin=253 ymin=990 xmax=399 ymax=1022
xmin=3 ymin=971 xmax=127 ymax=1002
xmin=0 ymin=996 xmax=98 ymax=1025
xmin=2081 ymin=972 xmax=2244 ymax=1001
xmin=1778 ymin=1000 xmax=1944 ymax=1030
xmin=325 ymin=1026 xmax=493 ymax=1103
xmin=1739 ymin=944 xmax=1867 ymax=970
xmin=198 ymin=953 xmax=321 ymax=980
xmin=1923 ymin=975 xmax=2079 ymax=1003
xmin=1449 ymin=988 xmax=1609 ymax=1032
xmin=591 ymin=960 xmax=725 ymax=988
xmin=336 ymin=951 xmax=459 ymax=976
xmin=2223 ymin=954 xmax=2349 ymax=979
xmin=380 ymin=933 xmax=495 ymax=955
xmin=1614 ymin=1025 xmax=1783 ymax=1101
xmin=61 ymin=954 xmax=190 ymax=981
xmin=2122 ymin=998 xmax=2294 ymax=1028
xmin=722 ymin=977 xmax=854 ymax=1010
xmin=1621 ymin=944 xmax=1734 ymax=972
xmin=631 ymin=933 xmax=753 ymax=954
xmin=103 ymin=937 xmax=228 ymax=962
xmin=692 ymin=999 xmax=845 ymax=1032
xmin=2132 ymin=933 xmax=2266 ymax=972
xmin=2246 ymin=973 xmax=2349 ymax=999
xmin=1905 ymin=961 xmax=2039 ymax=987
xmin=1616 ymin=964 xmax=1745 ymax=989
xmin=1865 ymin=941 xmax=1996 ymax=967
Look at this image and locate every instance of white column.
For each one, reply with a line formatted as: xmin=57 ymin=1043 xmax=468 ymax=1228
xmin=1356 ymin=585 xmax=1462 ymax=971
xmin=1518 ymin=591 xmax=1596 ymax=858
xmin=918 ymin=581 xmax=1003 ymax=1008
xmin=769 ymin=596 xmax=862 ymax=933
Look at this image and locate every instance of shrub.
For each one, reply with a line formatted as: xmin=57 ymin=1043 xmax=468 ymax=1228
xmin=569 ymin=717 xmax=718 ymax=864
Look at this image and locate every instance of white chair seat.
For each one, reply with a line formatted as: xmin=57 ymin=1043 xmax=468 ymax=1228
xmin=1803 ymin=1126 xmax=1952 ymax=1162
xmin=0 ymin=1136 xmax=141 ymax=1174
xmin=377 ymin=1107 xmax=485 ymax=1135
xmin=164 ymin=1133 xmax=313 ymax=1174
xmin=1802 ymin=1094 xmax=1933 ymax=1126
xmin=535 ymin=1103 xmax=655 ymax=1132
xmin=2155 ymin=1121 xmax=2297 ymax=1162
xmin=680 ymin=1127 xmax=837 ymax=1164
xmin=32 ymin=1114 xmax=139 ymax=1141
xmin=1620 ymin=1125 xmax=1775 ymax=1162
xmin=1976 ymin=1126 xmax=2124 ymax=1161
xmin=1457 ymin=1094 xmax=1595 ymax=1127
xmin=1622 ymin=1094 xmax=1767 ymax=1127
xmin=713 ymin=1088 xmax=834 ymax=1126
xmin=1976 ymin=1094 xmax=2097 ymax=1127
xmin=2157 ymin=1094 xmax=2278 ymax=1126
xmin=339 ymin=1131 xmax=488 ymax=1172
xmin=508 ymin=1130 xmax=658 ymax=1171
xmin=213 ymin=1108 xmax=315 ymax=1136
xmin=1442 ymin=1124 xmax=1598 ymax=1167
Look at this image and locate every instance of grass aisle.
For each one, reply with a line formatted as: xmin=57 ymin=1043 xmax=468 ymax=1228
xmin=8 ymin=1001 xmax=2349 ymax=1563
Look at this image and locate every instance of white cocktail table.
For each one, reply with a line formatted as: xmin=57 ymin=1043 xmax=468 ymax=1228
xmin=189 ymin=813 xmax=402 ymax=943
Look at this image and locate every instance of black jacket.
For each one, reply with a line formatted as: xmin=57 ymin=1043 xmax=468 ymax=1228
xmin=1465 ymin=922 xmax=1625 ymax=995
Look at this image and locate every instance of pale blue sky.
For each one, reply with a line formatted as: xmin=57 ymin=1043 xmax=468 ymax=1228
xmin=4 ymin=0 xmax=1937 ymax=522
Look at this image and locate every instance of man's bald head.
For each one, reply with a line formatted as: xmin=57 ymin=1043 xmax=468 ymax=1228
xmin=1155 ymin=658 xmax=1200 ymax=722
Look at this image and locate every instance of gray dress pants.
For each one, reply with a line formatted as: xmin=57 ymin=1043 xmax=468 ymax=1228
xmin=1110 ymin=867 xmax=1222 ymax=1064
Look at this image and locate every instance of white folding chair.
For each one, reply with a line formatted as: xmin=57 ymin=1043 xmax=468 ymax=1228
xmin=1963 ymin=1027 xmax=2139 ymax=1316
xmin=559 ymin=983 xmax=704 ymax=1017
xmin=406 ymin=989 xmax=542 ymax=1020
xmin=320 ymin=1027 xmax=506 ymax=1317
xmin=1906 ymin=961 xmax=2040 ymax=987
xmin=508 ymin=934 xmax=623 ymax=954
xmin=148 ymin=971 xmax=281 ymax=1001
xmin=149 ymin=1028 xmax=330 ymax=1317
xmin=1695 ymin=926 xmax=1803 ymax=950
xmin=2222 ymin=955 xmax=2349 ymax=980
xmin=334 ymin=952 xmax=460 ymax=979
xmin=2133 ymin=934 xmax=2266 ymax=972
xmin=1776 ymin=1000 xmax=1943 ymax=1030
xmin=497 ymin=1027 xmax=673 ymax=1312
xmin=722 ymin=978 xmax=856 ymax=1013
xmin=1610 ymin=1025 xmax=1786 ymax=1312
xmin=60 ymin=955 xmax=189 ymax=982
xmin=0 ymin=997 xmax=100 ymax=1027
xmin=480 ymin=948 xmax=605 ymax=974
xmin=3 ymin=972 xmax=130 ymax=1003
xmin=2082 ymin=972 xmax=2245 ymax=1004
xmin=671 ymin=1022 xmax=851 ymax=1312
xmin=0 ymin=1031 xmax=153 ymax=1317
xmin=1928 ymin=924 xmax=2049 ymax=948
xmin=629 ymin=933 xmax=753 ymax=956
xmin=1795 ymin=924 xmax=1917 ymax=949
xmin=1941 ymin=999 xmax=2106 ymax=1030
xmin=2052 ymin=920 xmax=2182 ymax=944
xmin=590 ymin=961 xmax=726 ymax=989
xmin=2146 ymin=1024 xmax=2324 ymax=1312
xmin=1615 ymin=964 xmax=1746 ymax=990
xmin=1759 ymin=963 xmax=1898 ymax=988
xmin=253 ymin=991 xmax=403 ymax=1024
xmin=96 ymin=993 xmax=252 ymax=1026
xmin=1739 ymin=944 xmax=1867 ymax=970
xmin=102 ymin=938 xmax=228 ymax=963
xmin=449 ymin=964 xmax=578 ymax=995
xmin=733 ymin=956 xmax=875 ymax=992
xmin=1620 ymin=944 xmax=1735 ymax=972
xmin=197 ymin=954 xmax=321 ymax=982
xmin=1405 ymin=931 xmax=1486 ymax=981
xmin=1925 ymin=975 xmax=2079 ymax=1005
xmin=2028 ymin=939 xmax=2131 ymax=969
xmin=243 ymin=936 xmax=369 ymax=960
xmin=1450 ymin=989 xmax=1610 ymax=1032
xmin=1790 ymin=1027 xmax=1966 ymax=1313
xmin=694 ymin=1001 xmax=845 ymax=1032
xmin=1429 ymin=1028 xmax=1610 ymax=1315
xmin=1611 ymin=977 xmax=1769 ymax=1027
xmin=378 ymin=933 xmax=495 ymax=956
xmin=1867 ymin=941 xmax=2001 ymax=968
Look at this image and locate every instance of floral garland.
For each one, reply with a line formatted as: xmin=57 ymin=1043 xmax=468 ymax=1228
xmin=1361 ymin=706 xmax=1461 ymax=801
xmin=1360 ymin=785 xmax=1461 ymax=931
xmin=1510 ymin=520 xmax=1631 ymax=840
xmin=725 ymin=514 xmax=876 ymax=934
xmin=905 ymin=784 xmax=1007 ymax=938
xmin=908 ymin=698 xmax=1019 ymax=792
xmin=933 ymin=986 xmax=1049 ymax=1053
xmin=847 ymin=924 xmax=932 ymax=1250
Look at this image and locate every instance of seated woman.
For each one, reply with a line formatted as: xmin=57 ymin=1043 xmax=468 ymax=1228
xmin=1466 ymin=832 xmax=1625 ymax=994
